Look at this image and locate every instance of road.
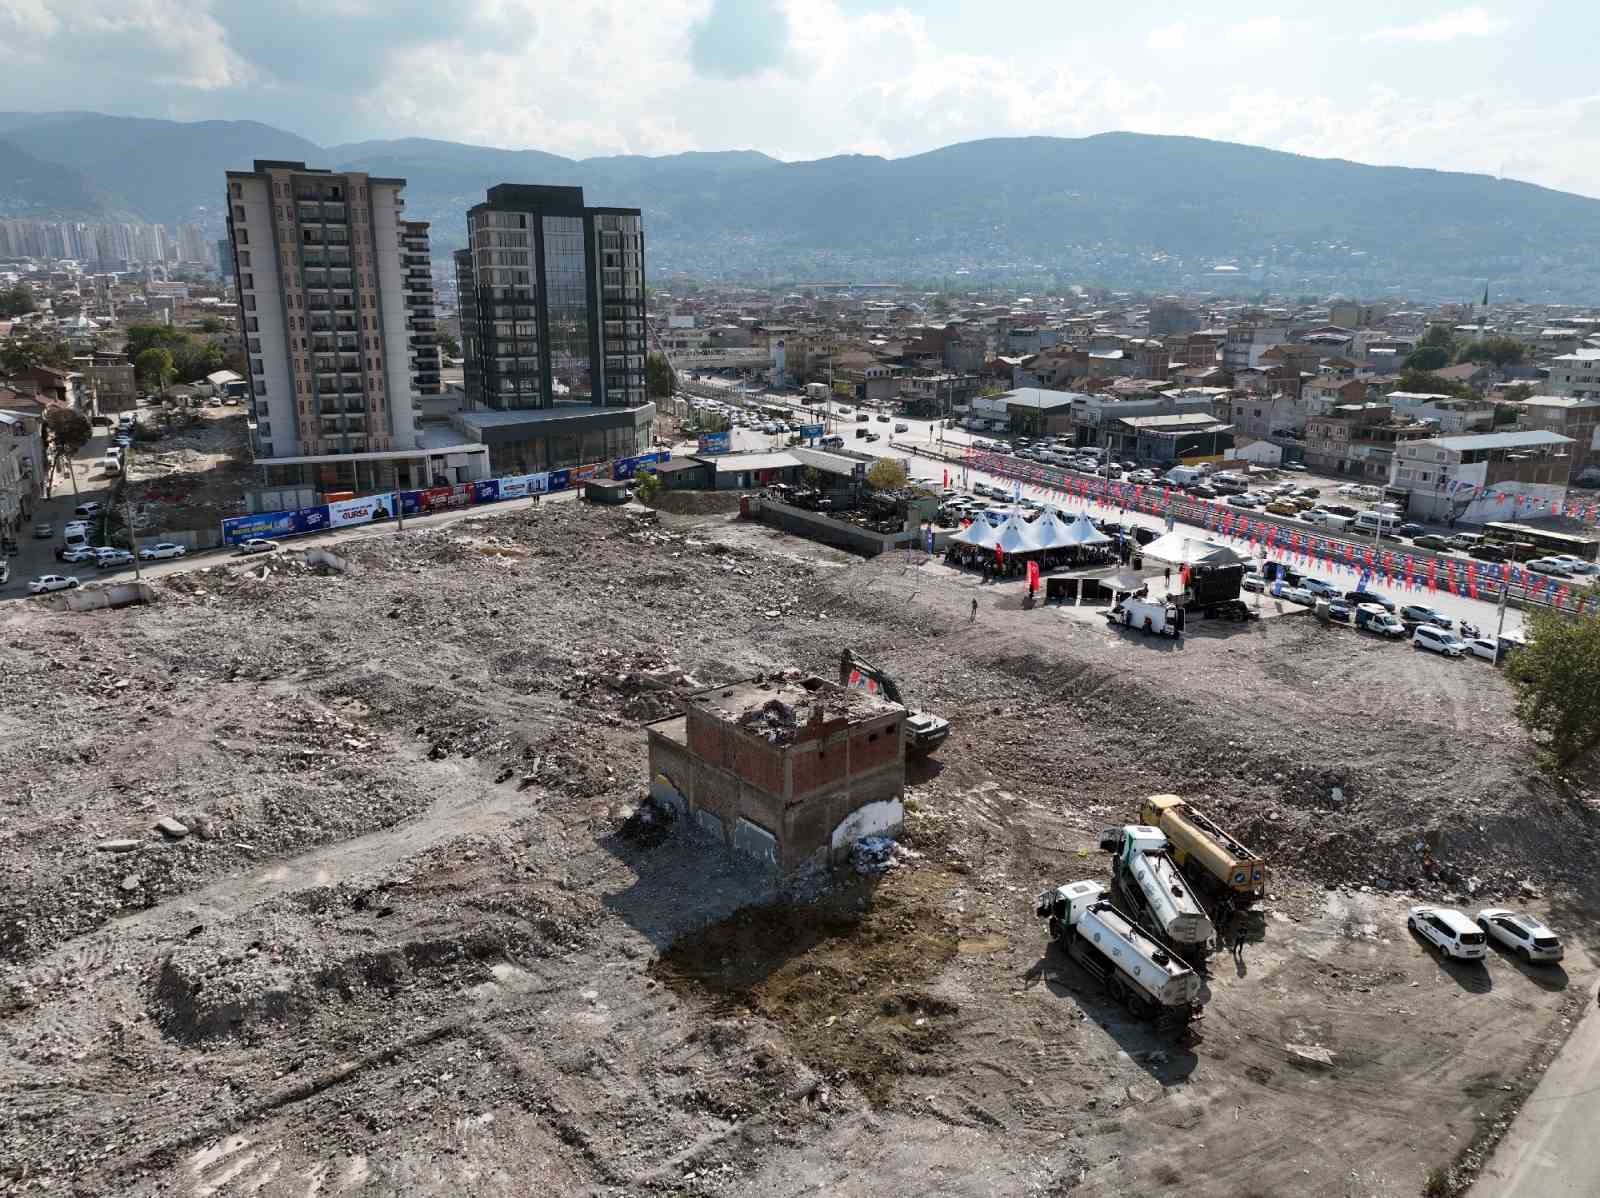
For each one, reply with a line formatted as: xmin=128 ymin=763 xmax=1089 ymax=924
xmin=1471 ymin=1000 xmax=1600 ymax=1197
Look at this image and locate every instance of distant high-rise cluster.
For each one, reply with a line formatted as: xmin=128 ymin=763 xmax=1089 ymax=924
xmin=0 ymin=218 xmax=216 ymax=268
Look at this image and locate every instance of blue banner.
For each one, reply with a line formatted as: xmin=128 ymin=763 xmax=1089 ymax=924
xmin=474 ymin=479 xmax=501 ymax=504
xmin=220 ymin=504 xmax=330 ymax=546
xmin=697 ymin=431 xmax=731 ymax=455
xmin=547 ymin=469 xmax=570 ymax=492
xmin=613 ymin=451 xmax=669 ymax=480
xmin=799 ymin=424 xmax=824 ymax=440
xmin=399 ymin=488 xmax=425 ymax=516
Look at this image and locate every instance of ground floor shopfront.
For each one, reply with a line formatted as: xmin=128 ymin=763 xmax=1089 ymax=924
xmin=450 ymin=402 xmax=657 ymax=478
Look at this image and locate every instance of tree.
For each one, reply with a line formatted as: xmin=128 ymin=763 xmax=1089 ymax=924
xmin=865 ymin=458 xmax=908 ymax=491
xmin=1403 ymin=345 xmax=1453 ymax=373
xmin=124 ymin=323 xmax=186 ymax=361
xmin=1500 ymin=383 xmax=1535 ymax=403
xmin=135 ymin=347 xmax=175 ymax=392
xmin=437 ymin=332 xmax=461 ymax=359
xmin=171 ymin=338 xmax=224 ymax=383
xmin=1396 ymin=369 xmax=1474 ymax=399
xmin=0 ymin=285 xmax=36 ymax=317
xmin=43 ymin=406 xmax=92 ymax=501
xmin=0 ymin=336 xmax=71 ymax=374
xmin=1507 ymin=609 xmax=1600 ymax=765
xmin=197 ymin=316 xmax=226 ymax=334
xmin=632 ymin=469 xmax=661 ymax=503
xmin=1457 ymin=336 xmax=1527 ymax=368
xmin=646 ymin=352 xmax=676 ymax=399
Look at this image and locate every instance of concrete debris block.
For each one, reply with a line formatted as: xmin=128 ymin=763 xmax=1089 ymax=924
xmin=851 ymin=836 xmax=900 ymax=876
xmin=1285 ymin=1043 xmax=1335 ymax=1068
xmin=154 ymin=816 xmax=190 ymax=840
xmin=120 ymin=874 xmax=141 ymax=892
xmin=96 ymin=838 xmax=142 ymax=853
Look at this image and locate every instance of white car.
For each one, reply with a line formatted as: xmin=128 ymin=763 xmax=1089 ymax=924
xmin=1279 ymin=585 xmax=1314 ymax=605
xmin=58 ymin=545 xmax=101 ymax=564
xmin=138 ymin=542 xmax=188 ymax=561
xmin=1242 ymin=575 xmax=1266 ymax=593
xmin=1413 ymin=625 xmax=1465 ymax=657
xmin=1300 ymin=577 xmax=1337 ymax=598
xmin=95 ymin=548 xmax=135 ymax=568
xmin=28 ymin=574 xmax=80 ymax=594
xmin=235 ymin=538 xmax=280 ymax=556
xmin=1463 ymin=637 xmax=1500 ymax=662
xmin=1475 ymin=909 xmax=1563 ymax=963
xmin=73 ymin=501 xmax=106 ymax=517
xmin=1408 ymin=906 xmax=1487 ymax=961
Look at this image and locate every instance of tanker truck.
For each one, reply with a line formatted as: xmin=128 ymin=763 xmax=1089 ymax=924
xmin=1035 ymin=879 xmax=1204 ymax=1026
xmin=1139 ymin=793 xmax=1267 ymax=905
xmin=1098 ymin=824 xmax=1215 ymax=953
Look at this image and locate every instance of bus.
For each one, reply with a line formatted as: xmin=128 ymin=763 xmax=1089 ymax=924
xmin=1481 ymin=521 xmax=1600 ymax=562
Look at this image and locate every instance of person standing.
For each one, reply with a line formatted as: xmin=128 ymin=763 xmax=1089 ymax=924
xmin=1232 ymin=918 xmax=1248 ymax=960
xmin=970 ymin=596 xmax=978 ymax=623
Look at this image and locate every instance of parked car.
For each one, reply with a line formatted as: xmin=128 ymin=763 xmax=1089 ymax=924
xmin=864 ymin=432 xmax=880 ymax=442
xmin=1475 ymin=909 xmax=1563 ymax=963
xmin=875 ymin=414 xmax=890 ymax=423
xmin=1412 ymin=534 xmax=1454 ymax=552
xmin=1265 ymin=500 xmax=1300 ymax=517
xmin=1279 ymin=586 xmax=1315 ymax=605
xmin=57 ymin=545 xmax=101 ymax=564
xmin=1399 ymin=603 xmax=1448 ymax=627
xmin=1469 ymin=543 xmax=1508 ymax=562
xmin=1412 ymin=625 xmax=1466 ymax=657
xmin=1301 ymin=577 xmax=1338 ymax=598
xmin=1226 ymin=494 xmax=1256 ymax=508
xmin=1242 ymin=574 xmax=1266 ymax=593
xmin=894 ymin=422 xmax=908 ymax=433
xmin=1346 ymin=589 xmax=1396 ymax=612
xmin=138 ymin=542 xmax=188 ymax=561
xmin=1463 ymin=637 xmax=1500 ymax=662
xmin=95 ymin=548 xmax=135 ymax=568
xmin=235 ymin=538 xmax=280 ymax=556
xmin=73 ymin=501 xmax=105 ymax=517
xmin=31 ymin=522 xmax=52 ymax=539
xmin=1408 ymin=906 xmax=1487 ymax=961
xmin=1527 ymin=558 xmax=1575 ymax=578
xmin=1296 ymin=486 xmax=1320 ymax=498
xmin=1355 ymin=604 xmax=1406 ymax=638
xmin=1396 ymin=522 xmax=1425 ymax=538
xmin=1326 ymin=601 xmax=1353 ymax=624
xmin=1189 ymin=483 xmax=1219 ymax=499
xmin=1283 ymin=462 xmax=1308 ymax=472
xmin=28 ymin=574 xmax=80 ymax=594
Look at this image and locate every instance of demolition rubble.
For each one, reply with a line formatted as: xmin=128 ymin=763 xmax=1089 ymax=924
xmin=0 ymin=501 xmax=1594 ymax=1197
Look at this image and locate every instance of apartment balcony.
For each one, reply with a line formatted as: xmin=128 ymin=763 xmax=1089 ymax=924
xmin=332 ymin=293 xmax=356 ymax=312
xmin=319 ymin=399 xmax=366 ymax=416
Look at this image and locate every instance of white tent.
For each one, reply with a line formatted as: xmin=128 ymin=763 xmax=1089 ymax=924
xmin=952 ymin=519 xmax=1003 ymax=548
xmin=994 ymin=515 xmax=1042 ymax=554
xmin=1028 ymin=510 xmax=1070 ymax=548
xmin=1141 ymin=530 xmax=1243 ymax=565
xmin=1058 ymin=517 xmax=1113 ymax=546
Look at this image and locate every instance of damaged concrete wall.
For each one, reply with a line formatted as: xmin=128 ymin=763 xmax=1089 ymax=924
xmin=828 ymin=799 xmax=904 ymax=857
xmin=732 ymin=817 xmax=778 ymax=867
xmin=746 ymin=498 xmax=916 ymax=558
xmin=43 ymin=581 xmax=159 ymax=613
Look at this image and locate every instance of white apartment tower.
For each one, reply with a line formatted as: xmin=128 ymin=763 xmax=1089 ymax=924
xmin=225 ymin=159 xmax=473 ymax=500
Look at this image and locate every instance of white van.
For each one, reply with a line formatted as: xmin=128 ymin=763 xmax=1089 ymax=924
xmin=1305 ymin=510 xmax=1354 ymax=532
xmin=1353 ymin=510 xmax=1400 ymax=534
xmin=1166 ymin=465 xmax=1204 ymax=487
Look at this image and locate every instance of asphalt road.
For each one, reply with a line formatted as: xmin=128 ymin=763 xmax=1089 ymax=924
xmin=1471 ymin=1000 xmax=1600 ymax=1197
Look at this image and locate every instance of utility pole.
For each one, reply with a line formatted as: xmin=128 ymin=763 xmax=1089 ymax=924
xmin=123 ymin=434 xmax=141 ymax=581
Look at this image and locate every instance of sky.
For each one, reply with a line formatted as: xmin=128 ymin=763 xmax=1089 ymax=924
xmin=4 ymin=0 xmax=1600 ymax=197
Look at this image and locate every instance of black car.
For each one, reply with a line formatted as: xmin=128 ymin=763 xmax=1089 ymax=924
xmin=1190 ymin=483 xmax=1219 ymax=498
xmin=1469 ymin=544 xmax=1508 ymax=562
xmin=1327 ymin=601 xmax=1353 ymax=624
xmin=1345 ymin=589 xmax=1396 ymax=612
xmin=1397 ymin=522 xmax=1425 ymax=537
xmin=875 ymin=414 xmax=890 ymax=423
xmin=1323 ymin=503 xmax=1359 ymax=517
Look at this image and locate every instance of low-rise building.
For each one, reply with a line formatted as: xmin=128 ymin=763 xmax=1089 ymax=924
xmin=1384 ymin=391 xmax=1496 ymax=435
xmin=1108 ymin=411 xmax=1233 ymax=465
xmin=1546 ymin=347 xmax=1600 ymax=398
xmin=644 ymin=674 xmax=906 ymax=874
xmin=1390 ymin=429 xmax=1574 ymax=524
xmin=1516 ymin=396 xmax=1600 ymax=479
xmin=1304 ymin=403 xmax=1431 ymax=480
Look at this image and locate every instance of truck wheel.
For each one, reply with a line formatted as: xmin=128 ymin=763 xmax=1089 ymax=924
xmin=1109 ymin=976 xmax=1127 ymax=1004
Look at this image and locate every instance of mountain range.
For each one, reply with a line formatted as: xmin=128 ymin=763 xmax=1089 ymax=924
xmin=3 ymin=110 xmax=1599 ymax=300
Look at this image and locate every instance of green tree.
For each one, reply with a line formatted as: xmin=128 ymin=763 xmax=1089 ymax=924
xmin=1395 ymin=369 xmax=1474 ymax=399
xmin=197 ymin=316 xmax=226 ymax=334
xmin=124 ymin=323 xmax=186 ymax=361
xmin=1500 ymin=383 xmax=1535 ymax=403
xmin=135 ymin=347 xmax=176 ymax=391
xmin=171 ymin=338 xmax=224 ymax=383
xmin=646 ymin=352 xmax=676 ymax=399
xmin=43 ymin=405 xmax=92 ymax=501
xmin=0 ymin=337 xmax=71 ymax=374
xmin=1507 ymin=609 xmax=1600 ymax=765
xmin=1419 ymin=325 xmax=1457 ymax=349
xmin=0 ymin=285 xmax=36 ymax=317
xmin=865 ymin=458 xmax=908 ymax=491
xmin=1457 ymin=336 xmax=1527 ymax=367
xmin=437 ymin=332 xmax=461 ymax=359
xmin=1403 ymin=345 xmax=1453 ymax=372
xmin=632 ymin=469 xmax=661 ymax=503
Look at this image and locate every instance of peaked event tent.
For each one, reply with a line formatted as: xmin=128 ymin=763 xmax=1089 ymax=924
xmin=993 ymin=515 xmax=1042 ymax=554
xmin=1056 ymin=516 xmax=1114 ymax=547
xmin=952 ymin=519 xmax=1004 ymax=549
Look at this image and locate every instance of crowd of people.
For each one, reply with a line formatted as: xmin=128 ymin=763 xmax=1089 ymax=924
xmin=942 ymin=541 xmax=1123 ymax=579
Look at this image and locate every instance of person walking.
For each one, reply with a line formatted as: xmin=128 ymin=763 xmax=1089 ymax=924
xmin=970 ymin=596 xmax=978 ymax=623
xmin=1163 ymin=565 xmax=1172 ymax=592
xmin=1232 ymin=917 xmax=1248 ymax=960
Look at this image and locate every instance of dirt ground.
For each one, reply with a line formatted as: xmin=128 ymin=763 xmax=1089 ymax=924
xmin=1 ymin=502 xmax=1597 ymax=1197
xmin=124 ymin=406 xmax=251 ymax=535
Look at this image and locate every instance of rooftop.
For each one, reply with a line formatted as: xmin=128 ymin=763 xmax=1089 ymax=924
xmin=705 ymin=451 xmax=800 ymax=473
xmin=999 ymin=387 xmax=1084 ymax=411
xmin=689 ymin=675 xmax=898 ymax=745
xmin=1117 ymin=412 xmax=1229 ymax=430
xmin=1424 ymin=430 xmax=1575 ymax=452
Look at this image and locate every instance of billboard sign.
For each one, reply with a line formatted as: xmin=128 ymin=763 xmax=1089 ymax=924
xmin=547 ymin=469 xmax=570 ymax=492
xmin=698 ymin=431 xmax=731 ymax=455
xmin=473 ymin=479 xmax=501 ymax=504
xmin=799 ymin=424 xmax=824 ymax=440
xmin=327 ymin=492 xmax=396 ymax=529
xmin=613 ymin=451 xmax=669 ymax=480
xmin=219 ymin=505 xmax=330 ymax=545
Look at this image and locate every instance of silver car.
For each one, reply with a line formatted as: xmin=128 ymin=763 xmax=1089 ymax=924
xmin=1475 ymin=909 xmax=1563 ymax=963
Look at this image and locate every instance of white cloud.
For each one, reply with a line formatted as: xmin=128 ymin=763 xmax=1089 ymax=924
xmin=1363 ymin=7 xmax=1511 ymax=44
xmin=1227 ymin=15 xmax=1283 ymax=45
xmin=1145 ymin=22 xmax=1186 ymax=52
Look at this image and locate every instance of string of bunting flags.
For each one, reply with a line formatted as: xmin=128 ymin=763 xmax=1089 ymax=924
xmin=961 ymin=448 xmax=1600 ymax=617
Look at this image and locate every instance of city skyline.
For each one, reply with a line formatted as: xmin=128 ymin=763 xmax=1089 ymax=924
xmin=3 ymin=2 xmax=1600 ymax=198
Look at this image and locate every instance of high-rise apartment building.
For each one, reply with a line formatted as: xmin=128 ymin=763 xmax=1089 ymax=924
xmin=451 ymin=184 xmax=653 ymax=475
xmin=402 ymin=220 xmax=441 ymax=396
xmin=225 ymin=160 xmax=486 ymax=507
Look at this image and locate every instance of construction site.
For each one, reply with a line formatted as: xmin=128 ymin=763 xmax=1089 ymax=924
xmin=1 ymin=497 xmax=1596 ymax=1197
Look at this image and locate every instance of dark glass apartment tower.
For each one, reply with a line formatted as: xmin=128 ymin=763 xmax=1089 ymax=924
xmin=458 ymin=184 xmax=645 ymax=412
